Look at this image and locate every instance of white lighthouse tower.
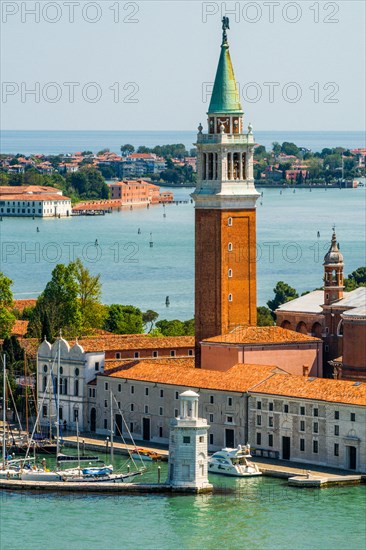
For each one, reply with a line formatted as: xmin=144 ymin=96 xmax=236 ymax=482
xmin=168 ymin=390 xmax=212 ymax=492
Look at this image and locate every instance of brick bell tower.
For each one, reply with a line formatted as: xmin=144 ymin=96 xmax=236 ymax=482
xmin=192 ymin=18 xmax=260 ymax=366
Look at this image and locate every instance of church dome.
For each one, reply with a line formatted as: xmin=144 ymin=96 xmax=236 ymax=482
xmin=324 ymin=231 xmax=343 ymax=265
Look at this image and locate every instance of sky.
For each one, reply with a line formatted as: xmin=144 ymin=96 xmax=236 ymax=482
xmin=1 ymin=0 xmax=365 ymax=131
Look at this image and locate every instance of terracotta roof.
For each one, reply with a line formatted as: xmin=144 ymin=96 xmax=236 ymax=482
xmin=0 ymin=185 xmax=60 ymax=194
xmin=251 ymin=374 xmax=366 ymax=406
xmin=1 ymin=194 xmax=70 ymax=201
xmin=12 ymin=320 xmax=29 ymax=337
xmin=203 ymin=326 xmax=320 ymax=345
xmin=76 ymin=335 xmax=194 ymax=353
xmin=13 ymin=299 xmax=37 ymax=312
xmin=105 ymin=360 xmax=284 ymax=392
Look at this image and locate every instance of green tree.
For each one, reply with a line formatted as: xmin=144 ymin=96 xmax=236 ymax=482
xmin=0 ymin=308 xmax=16 ymax=338
xmin=104 ymin=304 xmax=143 ymax=334
xmin=281 ymin=142 xmax=300 ymax=156
xmin=27 ymin=264 xmax=81 ymax=339
xmin=142 ymin=310 xmax=159 ymax=333
xmin=120 ymin=144 xmax=135 ymax=156
xmin=0 ymin=273 xmax=14 ymax=308
xmin=73 ymin=258 xmax=107 ymax=331
xmin=257 ymin=306 xmax=275 ymax=326
xmin=344 ymin=267 xmax=366 ymax=291
xmin=272 ymin=142 xmax=281 ymax=156
xmin=155 ymin=318 xmax=194 ymax=336
xmin=267 ymin=281 xmax=299 ymax=313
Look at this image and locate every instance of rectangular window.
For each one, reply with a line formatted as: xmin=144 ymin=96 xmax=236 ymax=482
xmin=160 ymin=389 xmax=164 ymax=398
xmin=226 ymin=416 xmax=233 ymax=424
xmin=269 ymin=416 xmax=274 ymax=427
xmin=92 ymin=389 xmax=96 ymax=398
xmin=300 ymin=420 xmax=305 ymax=432
xmin=351 ymin=413 xmax=356 ymax=422
xmin=334 ymin=410 xmax=339 ymax=420
xmin=116 ymin=353 xmax=121 ymax=359
xmin=257 ymin=415 xmax=262 ymax=426
xmin=188 ymin=349 xmax=193 ymax=356
xmin=104 ymin=419 xmax=107 ymax=429
xmin=269 ymin=402 xmax=274 ymax=411
xmin=144 ymin=405 xmax=149 ymax=414
xmin=104 ymin=400 xmax=107 ymax=408
xmin=130 ymin=385 xmax=134 ymax=394
xmin=210 ymin=395 xmax=214 ymax=404
xmin=130 ymin=403 xmax=134 ymax=412
xmin=300 ymin=438 xmax=305 ymax=452
xmin=313 ymin=422 xmax=318 ymax=434
xmin=159 ymin=427 xmax=163 ymax=438
xmin=134 ymin=352 xmax=140 ymax=359
xmin=175 ymin=391 xmax=179 ymax=400
xmin=313 ymin=408 xmax=319 ymax=417
xmin=268 ymin=434 xmax=273 ymax=447
xmin=313 ymin=440 xmax=319 ymax=454
xmin=130 ymin=422 xmax=133 ymax=433
xmin=105 ymin=382 xmax=109 ymax=391
xmin=183 ymin=436 xmax=190 ymax=444
xmin=334 ymin=443 xmax=339 ymax=456
xmin=256 ymin=432 xmax=262 ymax=445
xmin=227 ymin=397 xmax=233 ymax=407
xmin=95 ymin=362 xmax=99 ymax=371
xmin=42 ymin=405 xmax=47 ymax=418
xmin=145 ymin=387 xmax=149 ymax=396
xmin=300 ymin=406 xmax=305 ymax=416
xmin=170 ymin=350 xmax=176 ymax=357
xmin=174 ymin=409 xmax=178 ymax=418
xmin=159 ymin=407 xmax=163 ymax=416
xmin=257 ymin=401 xmax=262 ymax=410
xmin=284 ymin=404 xmax=289 ymax=413
xmin=209 ymin=434 xmax=214 ymax=445
xmin=59 ymin=407 xmax=63 ymax=421
xmin=118 ymin=384 xmax=122 ymax=392
xmin=209 ymin=413 xmax=214 ymax=422
xmin=152 ymin=351 xmax=158 ymax=358
xmin=334 ymin=425 xmax=339 ymax=436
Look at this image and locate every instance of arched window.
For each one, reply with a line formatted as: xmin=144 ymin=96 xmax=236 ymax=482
xmin=228 ymin=217 xmax=232 ymax=227
xmin=43 ymin=365 xmax=47 ymax=373
xmin=228 ymin=294 xmax=233 ymax=302
xmin=228 ymin=242 xmax=233 ymax=252
xmin=75 ymin=368 xmax=79 ymax=376
xmin=228 ymin=269 xmax=233 ymax=278
xmin=337 ymin=320 xmax=344 ymax=337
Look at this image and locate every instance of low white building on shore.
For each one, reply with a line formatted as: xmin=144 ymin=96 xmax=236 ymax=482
xmin=0 ymin=185 xmax=71 ymax=217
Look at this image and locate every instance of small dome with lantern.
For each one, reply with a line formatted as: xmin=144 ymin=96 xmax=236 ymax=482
xmin=323 ymin=230 xmax=344 ymax=265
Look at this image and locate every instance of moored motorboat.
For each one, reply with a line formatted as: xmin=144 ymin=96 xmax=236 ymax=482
xmin=208 ymin=445 xmax=262 ymax=477
xmin=131 ymin=448 xmax=164 ymax=461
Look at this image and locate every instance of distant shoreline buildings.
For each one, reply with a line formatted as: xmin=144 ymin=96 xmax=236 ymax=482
xmin=0 ymin=185 xmax=71 ymax=217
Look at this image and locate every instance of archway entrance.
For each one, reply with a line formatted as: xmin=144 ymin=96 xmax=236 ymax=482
xmin=296 ymin=321 xmax=308 ymax=334
xmin=311 ymin=322 xmax=322 ymax=337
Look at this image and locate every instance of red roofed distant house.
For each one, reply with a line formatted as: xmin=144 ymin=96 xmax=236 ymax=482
xmin=0 ymin=185 xmax=71 ymax=217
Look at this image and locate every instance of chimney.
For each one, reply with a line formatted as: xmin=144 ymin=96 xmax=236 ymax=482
xmin=303 ymin=365 xmax=309 ymax=377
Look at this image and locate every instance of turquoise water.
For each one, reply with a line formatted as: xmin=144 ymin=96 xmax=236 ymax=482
xmin=1 ymin=187 xmax=365 ymax=320
xmin=1 ymin=130 xmax=365 ymax=155
xmin=1 ymin=454 xmax=365 ymax=550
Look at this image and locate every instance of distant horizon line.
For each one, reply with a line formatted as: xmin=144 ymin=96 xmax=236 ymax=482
xmin=2 ymin=129 xmax=365 ymax=133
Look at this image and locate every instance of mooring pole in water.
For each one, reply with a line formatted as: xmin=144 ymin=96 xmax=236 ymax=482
xmin=158 ymin=466 xmax=161 ymax=483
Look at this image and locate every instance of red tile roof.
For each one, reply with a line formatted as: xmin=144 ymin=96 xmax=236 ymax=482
xmin=1 ymin=194 xmax=70 ymax=201
xmin=76 ymin=335 xmax=194 ymax=353
xmin=12 ymin=320 xmax=29 ymax=337
xmin=252 ymin=374 xmax=366 ymax=406
xmin=13 ymin=299 xmax=37 ymax=312
xmin=105 ymin=360 xmax=284 ymax=392
xmin=203 ymin=326 xmax=320 ymax=345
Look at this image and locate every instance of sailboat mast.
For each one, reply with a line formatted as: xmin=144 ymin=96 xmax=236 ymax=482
xmin=2 ymin=355 xmax=6 ymax=464
xmin=56 ymin=337 xmax=61 ymax=458
xmin=25 ymin=351 xmax=29 ymax=435
xmin=110 ymin=390 xmax=114 ymax=462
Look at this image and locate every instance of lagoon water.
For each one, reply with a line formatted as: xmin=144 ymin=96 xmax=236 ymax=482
xmin=1 ymin=456 xmax=365 ymax=550
xmin=1 ymin=186 xmax=365 ymax=320
xmin=1 ymin=129 xmax=365 ymax=155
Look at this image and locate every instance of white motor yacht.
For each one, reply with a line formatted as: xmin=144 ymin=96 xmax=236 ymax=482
xmin=208 ymin=444 xmax=262 ymax=477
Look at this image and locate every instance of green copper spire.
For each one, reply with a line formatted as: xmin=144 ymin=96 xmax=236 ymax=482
xmin=208 ymin=17 xmax=243 ymax=115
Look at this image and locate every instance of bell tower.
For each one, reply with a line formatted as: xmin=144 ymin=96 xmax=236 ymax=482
xmin=323 ymin=228 xmax=344 ymax=306
xmin=192 ymin=18 xmax=260 ymax=366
